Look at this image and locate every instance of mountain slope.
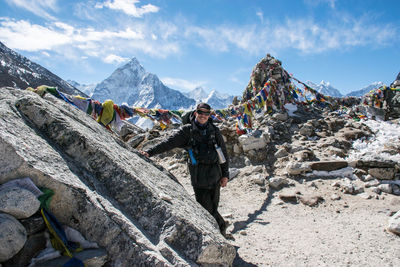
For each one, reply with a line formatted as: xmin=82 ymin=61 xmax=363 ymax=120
xmin=92 ymin=58 xmax=196 ymax=110
xmin=346 ymin=82 xmax=384 ymax=97
xmin=184 ymin=86 xmax=234 ymax=109
xmin=306 ymin=80 xmax=343 ymax=97
xmin=67 ymin=80 xmax=97 ymax=97
xmin=0 ymin=41 xmax=83 ymax=96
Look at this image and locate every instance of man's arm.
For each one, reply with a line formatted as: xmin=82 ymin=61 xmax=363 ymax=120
xmin=143 ymin=126 xmax=190 ymax=157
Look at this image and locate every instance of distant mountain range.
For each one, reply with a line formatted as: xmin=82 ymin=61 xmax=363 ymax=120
xmin=0 ymin=41 xmax=83 ymax=96
xmin=67 ymin=80 xmax=96 ymax=97
xmin=305 ymin=80 xmax=384 ymax=98
xmin=345 ymin=82 xmax=385 ymax=97
xmin=183 ymin=87 xmax=234 ymax=110
xmin=306 ymin=80 xmax=343 ymax=98
xmin=0 ymin=40 xmax=390 ymax=130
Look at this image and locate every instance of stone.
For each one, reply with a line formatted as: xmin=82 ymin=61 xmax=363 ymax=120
xmin=253 ymin=166 xmax=264 ymax=173
xmin=378 ymin=184 xmax=392 ymax=194
xmin=3 ymin=232 xmax=46 ymax=267
xmin=39 ymin=249 xmax=108 ymax=267
xmin=371 ymin=187 xmax=381 ymax=194
xmin=233 ymin=144 xmax=240 ymax=154
xmin=20 ymin=214 xmax=45 ymax=235
xmin=0 ymin=88 xmax=235 ymax=266
xmin=358 ymin=192 xmax=372 ymax=199
xmin=278 ymin=192 xmax=298 ymax=203
xmin=338 ymin=128 xmax=368 ymax=140
xmin=0 ymin=186 xmax=40 ymax=219
xmin=0 ymin=213 xmax=27 ymax=262
xmin=272 ymin=112 xmax=288 ymax=121
xmin=387 ymin=210 xmax=400 ymax=235
xmin=298 ymin=195 xmax=324 ymax=207
xmin=274 ymin=148 xmax=288 ymax=158
xmin=293 ymin=150 xmax=314 ymax=161
xmin=238 ymin=131 xmax=269 ymax=152
xmin=331 ymin=194 xmax=341 ymax=200
xmin=355 ymin=160 xmax=396 ymax=169
xmin=299 ymin=124 xmax=314 ymax=136
xmin=309 ymin=161 xmax=348 ymax=172
xmin=368 ymin=168 xmax=396 ymax=180
xmin=364 ymin=174 xmax=374 ymax=181
xmin=393 ymin=185 xmax=400 ymax=196
xmin=268 ymin=177 xmax=288 ymax=189
xmin=252 ymin=175 xmax=265 ymax=186
xmin=126 ymin=133 xmax=145 ymax=148
xmin=365 ymin=179 xmax=380 ymax=188
xmin=286 ymin=162 xmax=311 ymax=175
xmin=229 ymin=168 xmax=240 ymax=179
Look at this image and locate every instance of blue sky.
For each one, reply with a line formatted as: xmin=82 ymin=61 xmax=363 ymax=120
xmin=1 ymin=0 xmax=399 ymax=96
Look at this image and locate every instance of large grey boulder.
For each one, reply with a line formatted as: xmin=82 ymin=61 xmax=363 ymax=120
xmin=0 ymin=186 xmax=40 ymax=219
xmin=0 ymin=88 xmax=235 ymax=266
xmin=0 ymin=213 xmax=27 ymax=262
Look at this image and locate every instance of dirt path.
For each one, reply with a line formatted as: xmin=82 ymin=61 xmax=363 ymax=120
xmin=162 ymin=161 xmax=400 ymax=267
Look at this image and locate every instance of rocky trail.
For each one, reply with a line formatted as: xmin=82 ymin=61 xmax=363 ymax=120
xmin=149 ymin=109 xmax=400 ymax=267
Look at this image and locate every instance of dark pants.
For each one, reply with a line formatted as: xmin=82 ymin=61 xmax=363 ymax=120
xmin=193 ymin=185 xmax=226 ymax=233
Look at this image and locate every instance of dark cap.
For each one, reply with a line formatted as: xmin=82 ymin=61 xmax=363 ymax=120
xmin=196 ymin=102 xmax=211 ymax=111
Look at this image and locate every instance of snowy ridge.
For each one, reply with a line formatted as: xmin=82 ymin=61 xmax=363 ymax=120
xmin=306 ymin=80 xmax=343 ymax=97
xmin=346 ymin=82 xmax=385 ymax=97
xmin=0 ymin=41 xmax=83 ymax=96
xmin=184 ymin=87 xmax=234 ymax=109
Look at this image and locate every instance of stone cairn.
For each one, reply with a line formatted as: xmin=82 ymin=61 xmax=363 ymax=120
xmin=0 ymin=178 xmax=105 ymax=266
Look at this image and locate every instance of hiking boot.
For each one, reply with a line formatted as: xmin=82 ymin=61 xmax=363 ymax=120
xmin=220 ymin=221 xmax=235 ymax=240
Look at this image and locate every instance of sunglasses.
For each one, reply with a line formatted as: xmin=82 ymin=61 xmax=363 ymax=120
xmin=196 ymin=110 xmax=210 ymax=116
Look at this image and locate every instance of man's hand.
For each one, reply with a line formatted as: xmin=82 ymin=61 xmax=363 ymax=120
xmin=139 ymin=150 xmax=149 ymax=158
xmin=220 ymin=177 xmax=228 ymax=187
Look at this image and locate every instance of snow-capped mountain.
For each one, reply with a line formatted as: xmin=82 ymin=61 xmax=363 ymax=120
xmin=184 ymin=86 xmax=234 ymax=109
xmin=346 ymin=82 xmax=384 ymax=97
xmin=91 ymin=58 xmax=196 ymax=110
xmin=306 ymin=81 xmax=343 ymax=97
xmin=184 ymin=87 xmax=209 ymax=102
xmin=67 ymin=80 xmax=97 ymax=97
xmin=0 ymin=41 xmax=84 ymax=96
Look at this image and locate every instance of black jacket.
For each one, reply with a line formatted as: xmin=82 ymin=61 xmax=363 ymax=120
xmin=146 ymin=121 xmax=229 ymax=188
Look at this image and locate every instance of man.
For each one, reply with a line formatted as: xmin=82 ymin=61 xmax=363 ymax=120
xmin=140 ymin=103 xmax=231 ymax=238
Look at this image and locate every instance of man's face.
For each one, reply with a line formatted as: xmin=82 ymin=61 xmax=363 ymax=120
xmin=195 ymin=108 xmax=210 ymax=124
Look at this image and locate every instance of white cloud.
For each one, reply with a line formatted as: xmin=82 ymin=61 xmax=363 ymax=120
xmin=95 ymin=0 xmax=159 ymax=17
xmin=161 ymin=77 xmax=206 ymax=91
xmin=0 ymin=19 xmax=71 ymax=51
xmin=256 ymin=11 xmax=263 ymax=23
xmin=304 ymin=0 xmax=336 ymax=9
xmin=5 ymin=0 xmax=58 ymax=20
xmin=103 ymin=54 xmax=129 ymax=64
xmin=41 ymin=51 xmax=50 ymax=57
xmin=186 ymin=16 xmax=397 ymax=55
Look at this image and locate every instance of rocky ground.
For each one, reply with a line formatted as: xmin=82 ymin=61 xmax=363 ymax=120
xmin=146 ymin=106 xmax=400 ymax=267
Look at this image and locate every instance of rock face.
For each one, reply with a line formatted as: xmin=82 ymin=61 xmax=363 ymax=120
xmin=0 ymin=87 xmax=235 ymax=266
